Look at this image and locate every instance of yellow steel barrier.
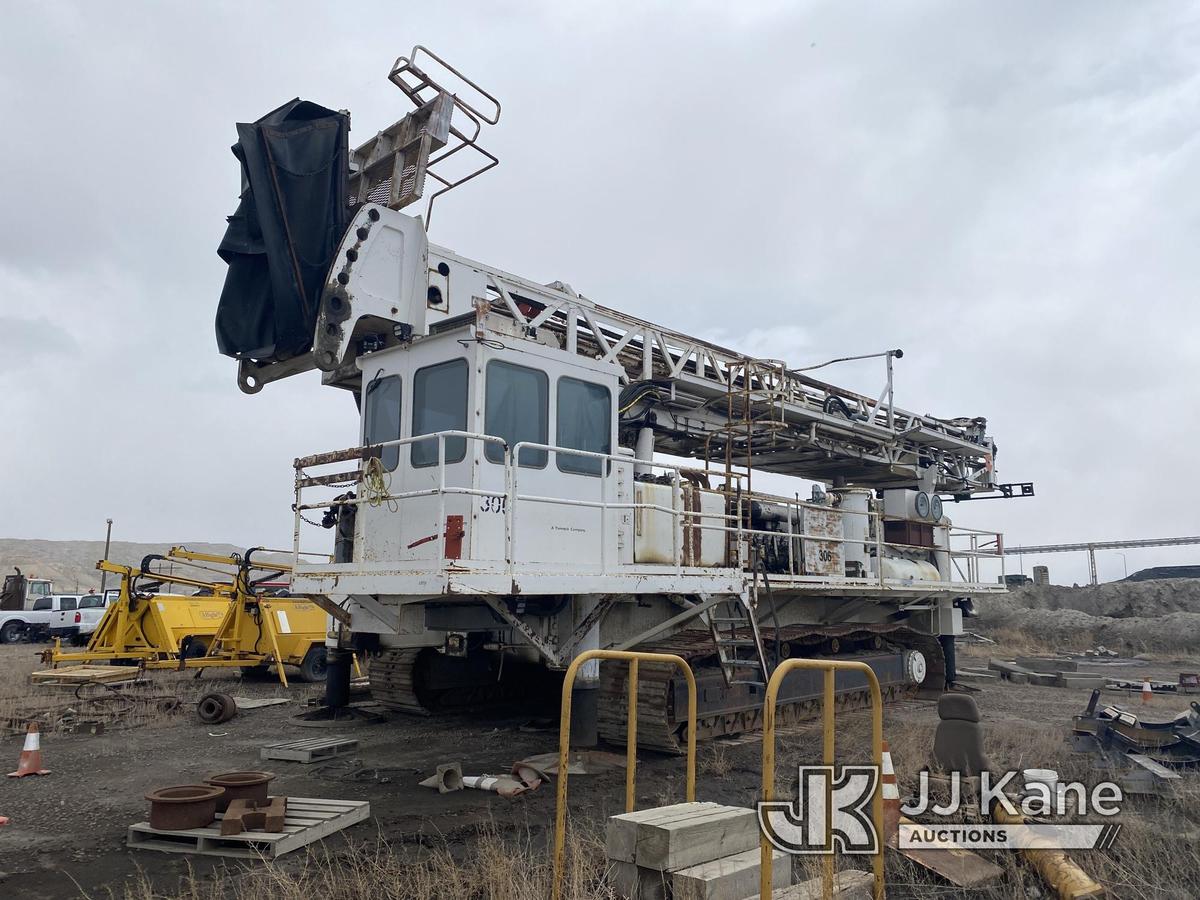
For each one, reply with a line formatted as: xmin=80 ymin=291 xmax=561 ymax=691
xmin=760 ymin=659 xmax=885 ymax=900
xmin=552 ymin=649 xmax=697 ymax=900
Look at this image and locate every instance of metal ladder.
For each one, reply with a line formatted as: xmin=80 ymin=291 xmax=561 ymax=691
xmin=704 ymin=594 xmax=770 ymax=688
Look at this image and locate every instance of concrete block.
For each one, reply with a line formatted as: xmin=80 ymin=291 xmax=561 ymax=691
xmin=1057 ymin=673 xmax=1106 ymax=689
xmin=1016 ymin=656 xmax=1078 ymax=673
xmin=671 ymin=847 xmax=792 ymax=900
xmin=635 ymin=806 xmax=760 ymax=872
xmin=1008 ymin=672 xmax=1029 ymax=684
xmin=606 ymin=803 xmax=721 ymax=863
xmin=1027 ymin=672 xmax=1060 ymax=687
xmin=608 ymin=860 xmax=669 ymax=900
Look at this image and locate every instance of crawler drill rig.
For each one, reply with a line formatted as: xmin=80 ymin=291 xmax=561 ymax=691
xmin=213 ymin=48 xmax=1026 ymax=750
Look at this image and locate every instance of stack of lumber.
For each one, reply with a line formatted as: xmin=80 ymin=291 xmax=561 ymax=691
xmin=605 ymin=802 xmax=790 ymax=899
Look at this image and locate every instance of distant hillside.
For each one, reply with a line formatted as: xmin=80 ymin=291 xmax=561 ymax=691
xmin=0 ymin=539 xmax=287 ymax=593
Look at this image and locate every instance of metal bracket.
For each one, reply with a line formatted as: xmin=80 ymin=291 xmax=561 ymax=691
xmin=947 ymin=482 xmax=1034 ymax=502
xmin=481 ymin=596 xmax=562 ymax=666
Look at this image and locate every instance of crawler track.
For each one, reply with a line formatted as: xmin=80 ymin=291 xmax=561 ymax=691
xmin=598 ymin=625 xmax=944 ymax=753
xmin=370 ymin=626 xmax=945 ymax=754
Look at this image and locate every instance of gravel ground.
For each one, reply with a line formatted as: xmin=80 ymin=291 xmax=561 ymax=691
xmin=0 ymin=642 xmax=1197 ymax=898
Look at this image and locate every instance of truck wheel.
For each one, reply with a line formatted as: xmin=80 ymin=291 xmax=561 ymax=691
xmin=297 ymin=647 xmax=328 ymax=683
xmin=181 ymin=637 xmax=208 ymax=659
xmin=0 ymin=621 xmax=24 ymax=644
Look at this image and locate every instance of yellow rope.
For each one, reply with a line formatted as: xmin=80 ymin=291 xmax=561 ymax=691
xmin=361 ymin=457 xmax=397 ymax=511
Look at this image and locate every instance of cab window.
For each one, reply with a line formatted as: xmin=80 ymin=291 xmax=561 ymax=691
xmin=412 ymin=359 xmax=469 ymax=467
xmin=81 ymin=596 xmax=105 ymax=609
xmin=556 ymin=377 xmax=611 ymax=475
xmin=363 ymin=374 xmax=403 ymax=471
xmin=60 ymin=597 xmax=77 ymax=611
xmin=485 ymin=360 xmax=548 ymax=467
xmin=33 ymin=597 xmax=52 ymax=611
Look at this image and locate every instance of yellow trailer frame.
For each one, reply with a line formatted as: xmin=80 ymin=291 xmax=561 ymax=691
xmin=47 ymin=550 xmax=350 ymax=687
xmin=47 ymin=559 xmax=231 ymax=668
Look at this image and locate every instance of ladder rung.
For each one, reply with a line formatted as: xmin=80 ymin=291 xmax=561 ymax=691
xmin=726 ymin=659 xmax=765 ymax=668
xmin=716 ymin=638 xmax=757 ymax=646
xmin=710 ymin=617 xmax=746 ymax=624
xmin=731 ymin=679 xmax=766 ymax=687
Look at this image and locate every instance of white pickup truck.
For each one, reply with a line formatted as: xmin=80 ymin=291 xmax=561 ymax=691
xmin=0 ymin=594 xmax=90 ymax=644
xmin=48 ymin=593 xmax=114 ymax=645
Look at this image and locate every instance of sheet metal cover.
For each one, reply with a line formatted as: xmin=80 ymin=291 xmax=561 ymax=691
xmin=215 ymin=98 xmax=349 ymax=362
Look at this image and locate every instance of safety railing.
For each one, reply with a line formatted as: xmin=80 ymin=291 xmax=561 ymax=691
xmin=292 ymin=430 xmax=508 ymax=563
xmin=292 ymin=431 xmax=1004 ymax=587
xmin=760 ymin=659 xmax=885 ymax=900
xmin=552 ymin=650 xmax=697 ymax=900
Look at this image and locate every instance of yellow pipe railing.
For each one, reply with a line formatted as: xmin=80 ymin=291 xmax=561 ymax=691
xmin=552 ymin=649 xmax=697 ymax=900
xmin=760 ymin=659 xmax=885 ymax=900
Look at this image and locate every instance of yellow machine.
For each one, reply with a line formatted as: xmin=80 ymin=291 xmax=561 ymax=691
xmin=48 ymin=548 xmax=338 ymax=686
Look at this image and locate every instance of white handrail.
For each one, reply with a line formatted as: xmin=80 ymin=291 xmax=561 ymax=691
xmin=292 ymin=430 xmax=1004 ymax=582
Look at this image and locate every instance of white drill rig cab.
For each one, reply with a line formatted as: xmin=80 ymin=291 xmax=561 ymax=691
xmin=216 ymin=48 xmax=1022 ymax=749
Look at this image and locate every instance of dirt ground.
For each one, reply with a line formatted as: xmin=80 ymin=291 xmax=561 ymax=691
xmin=0 ymin=641 xmax=1197 ymax=899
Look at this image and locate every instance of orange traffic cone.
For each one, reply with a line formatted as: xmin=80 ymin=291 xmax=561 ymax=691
xmin=7 ymin=722 xmax=50 ymax=778
xmin=1142 ymin=680 xmax=1153 ymax=704
xmin=880 ymin=739 xmax=900 ymax=844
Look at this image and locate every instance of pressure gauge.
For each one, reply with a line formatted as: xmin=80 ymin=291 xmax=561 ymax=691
xmin=930 ymin=494 xmax=944 ymax=523
xmin=914 ymin=491 xmax=931 ymax=519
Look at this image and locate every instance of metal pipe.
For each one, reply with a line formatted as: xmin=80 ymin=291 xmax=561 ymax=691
xmin=99 ymin=518 xmax=113 ymax=596
xmin=989 ymin=805 xmax=1106 ymax=899
xmin=626 ymin=658 xmax=638 ymax=812
xmin=553 ymin=650 xmax=696 ymax=900
xmin=760 ymin=658 xmax=885 ymax=900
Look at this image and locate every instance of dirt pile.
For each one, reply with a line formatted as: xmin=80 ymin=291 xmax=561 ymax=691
xmin=978 ymin=579 xmax=1200 ymax=654
xmin=0 ymin=539 xmax=267 ymax=593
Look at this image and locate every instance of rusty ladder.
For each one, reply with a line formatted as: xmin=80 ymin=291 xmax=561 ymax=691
xmin=705 ymin=593 xmax=770 ymax=688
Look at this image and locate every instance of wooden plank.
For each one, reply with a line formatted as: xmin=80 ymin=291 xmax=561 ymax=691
xmin=672 ymin=846 xmax=791 ymax=900
xmin=889 ymin=817 xmax=1003 ymax=888
xmin=30 ymin=666 xmax=139 ymax=685
xmin=260 ymin=737 xmax=359 ymax=763
xmin=126 ymin=796 xmax=368 ymax=859
xmin=775 ymin=869 xmax=874 ymax=899
xmin=954 ymin=669 xmax=999 ymax=683
xmin=606 ymin=802 xmax=721 ymax=863
xmin=1128 ymin=754 xmax=1181 ymax=780
xmin=635 ymin=807 xmax=759 ymax=872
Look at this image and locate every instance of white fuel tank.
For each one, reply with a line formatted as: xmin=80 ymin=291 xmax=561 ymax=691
xmin=634 ymin=483 xmax=725 ymax=566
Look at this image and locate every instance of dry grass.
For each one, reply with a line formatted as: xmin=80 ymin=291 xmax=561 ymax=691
xmin=698 ymin=741 xmax=732 ymax=778
xmin=981 ymin=626 xmax=1072 ymax=658
xmin=117 ymin=825 xmax=616 ymax=900
xmin=0 ymin=644 xmax=265 ymax=734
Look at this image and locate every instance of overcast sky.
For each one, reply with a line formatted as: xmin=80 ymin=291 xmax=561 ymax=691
xmin=1 ymin=1 xmax=1197 ymax=584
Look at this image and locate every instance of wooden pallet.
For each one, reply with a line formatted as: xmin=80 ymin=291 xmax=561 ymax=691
xmin=30 ymin=666 xmax=141 ymax=685
xmin=126 ymin=797 xmax=369 ymax=859
xmin=260 ymin=737 xmax=359 ymax=763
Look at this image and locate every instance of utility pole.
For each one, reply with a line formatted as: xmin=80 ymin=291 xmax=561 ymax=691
xmin=99 ymin=518 xmax=113 ymax=595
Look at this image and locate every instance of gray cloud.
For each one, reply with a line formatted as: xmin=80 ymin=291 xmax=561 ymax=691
xmin=0 ymin=1 xmax=1196 ymax=584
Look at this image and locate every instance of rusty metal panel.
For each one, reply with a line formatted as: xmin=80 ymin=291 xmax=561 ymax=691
xmin=801 ymin=507 xmax=843 ymax=577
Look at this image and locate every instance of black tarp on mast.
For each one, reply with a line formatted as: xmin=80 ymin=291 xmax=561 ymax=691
xmin=215 ymin=99 xmax=349 ymax=363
